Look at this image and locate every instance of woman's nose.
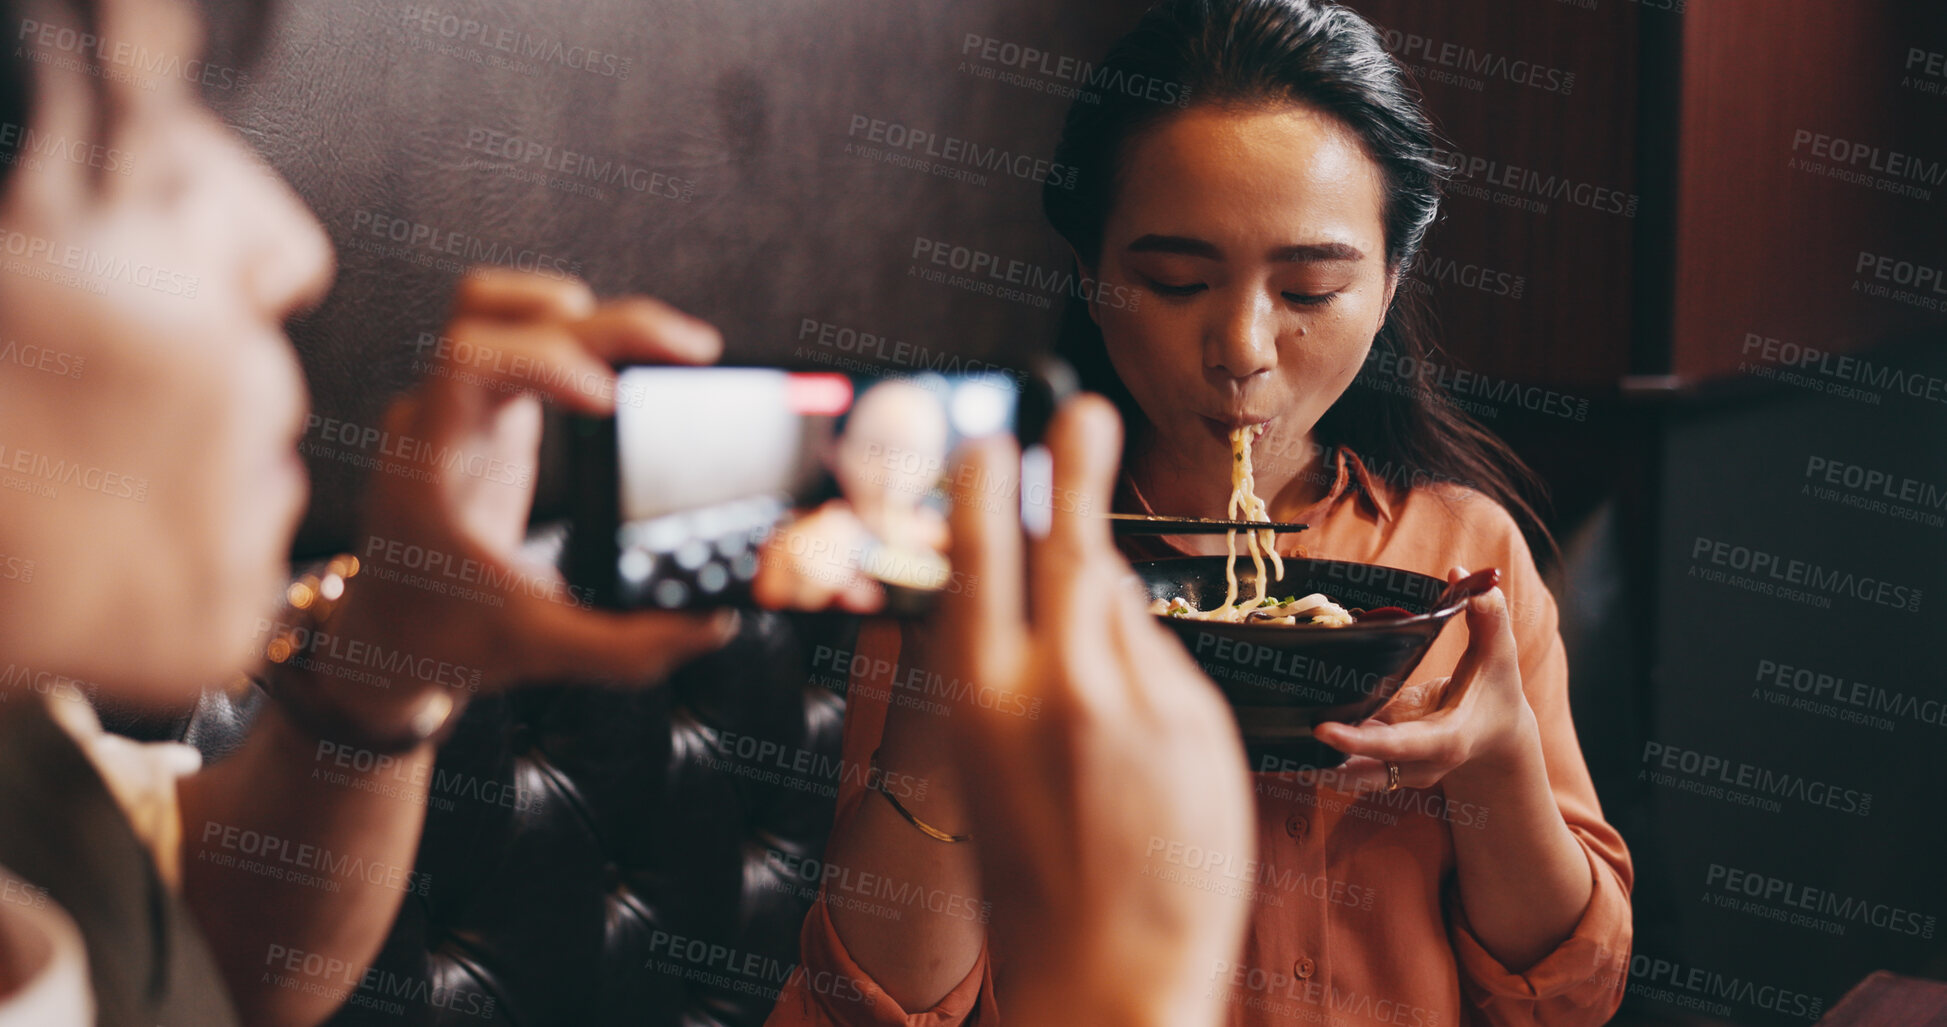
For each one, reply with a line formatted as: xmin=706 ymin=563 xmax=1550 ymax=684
xmin=1203 ymin=288 xmax=1279 ymax=381
xmin=233 ymin=140 xmax=336 ymax=322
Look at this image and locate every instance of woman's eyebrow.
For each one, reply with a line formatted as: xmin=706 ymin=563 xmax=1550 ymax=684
xmin=1269 ymin=242 xmax=1365 ymax=263
xmin=1125 ymin=235 xmax=1365 ymax=263
xmin=1127 ymin=234 xmax=1222 ymax=258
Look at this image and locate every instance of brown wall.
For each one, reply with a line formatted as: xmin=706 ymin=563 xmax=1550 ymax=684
xmin=215 ymin=0 xmax=1138 ymax=552
xmin=1669 ymin=0 xmax=1947 ymax=380
xmin=1345 ymin=0 xmax=1643 ymax=392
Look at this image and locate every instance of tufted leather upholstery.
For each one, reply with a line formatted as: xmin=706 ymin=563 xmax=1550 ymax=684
xmin=168 ymin=0 xmax=1169 ymax=1021
xmin=182 ymin=608 xmax=855 ymax=1027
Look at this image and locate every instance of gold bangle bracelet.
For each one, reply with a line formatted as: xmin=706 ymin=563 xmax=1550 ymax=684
xmin=868 ymin=749 xmax=970 ymax=844
xmin=260 ymin=554 xmax=466 ymax=755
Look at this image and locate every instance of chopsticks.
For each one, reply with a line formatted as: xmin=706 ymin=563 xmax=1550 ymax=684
xmin=1106 ymin=513 xmax=1311 ymax=536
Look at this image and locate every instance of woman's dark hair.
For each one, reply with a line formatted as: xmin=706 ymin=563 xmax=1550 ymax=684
xmin=0 ymin=0 xmax=270 ymax=191
xmin=0 ymin=0 xmax=74 ymax=184
xmin=1043 ymin=0 xmax=1557 ymax=565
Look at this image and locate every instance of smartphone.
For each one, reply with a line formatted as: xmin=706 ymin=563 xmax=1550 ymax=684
xmin=564 ymin=359 xmax=1074 ymax=616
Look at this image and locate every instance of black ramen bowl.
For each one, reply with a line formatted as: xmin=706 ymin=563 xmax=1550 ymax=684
xmin=1134 ymin=556 xmax=1467 ymax=772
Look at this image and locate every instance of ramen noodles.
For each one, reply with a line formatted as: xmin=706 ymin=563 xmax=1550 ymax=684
xmin=1150 ymin=591 xmax=1355 ymax=627
xmin=1147 ymin=426 xmax=1355 ymax=627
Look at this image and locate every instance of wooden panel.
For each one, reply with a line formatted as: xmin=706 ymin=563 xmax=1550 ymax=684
xmin=1670 ymin=0 xmax=1947 ymax=380
xmin=1817 ymin=972 xmax=1947 ymax=1027
xmin=1345 ymin=0 xmax=1642 ymax=393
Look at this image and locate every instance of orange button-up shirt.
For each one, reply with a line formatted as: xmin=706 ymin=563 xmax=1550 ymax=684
xmin=767 ymin=447 xmax=1633 ymax=1027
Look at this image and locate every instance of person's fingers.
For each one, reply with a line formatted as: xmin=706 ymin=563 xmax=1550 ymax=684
xmin=1108 ymin=559 xmax=1222 ymax=722
xmin=440 ymin=288 xmax=720 ymax=415
xmin=1371 ymin=677 xmax=1448 ymax=724
xmin=386 ymin=372 xmax=543 ymax=532
xmin=1443 ymin=584 xmax=1519 ymax=708
xmin=424 ymin=317 xmax=617 ymax=414
xmin=567 ymin=297 xmax=723 ymax=368
xmin=364 ymin=387 xmax=539 ymax=543
xmin=1104 ymin=581 xmax=1167 ymax=718
xmin=515 ymin=602 xmax=739 ymax=685
xmin=753 ymin=505 xmax=879 ymax=612
xmin=452 ymin=267 xmax=597 ymax=323
xmin=1313 ymin=714 xmax=1460 ymax=767
xmin=834 ymin=574 xmax=886 ymax=615
xmin=1027 ymin=394 xmax=1122 ymax=625
xmin=1035 ymin=394 xmax=1122 ymax=565
xmin=753 ymin=547 xmax=846 ymax=610
xmin=1319 ymin=755 xmax=1395 ymax=795
xmin=364 ymin=393 xmax=434 ymax=504
xmin=1026 ymin=395 xmax=1128 ymax=710
xmin=752 ymin=548 xmax=865 ymax=613
xmin=750 ymin=548 xmax=820 ymax=609
xmin=749 ymin=545 xmax=793 ymax=609
xmin=937 ymin=435 xmax=1027 ymax=703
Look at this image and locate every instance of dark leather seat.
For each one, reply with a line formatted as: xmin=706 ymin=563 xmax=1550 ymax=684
xmin=179 ymin=0 xmax=1116 ymax=1009
xmin=171 ymin=610 xmax=855 ymax=1027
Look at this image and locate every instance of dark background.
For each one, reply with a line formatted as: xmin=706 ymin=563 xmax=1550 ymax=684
xmin=208 ymin=0 xmax=1947 ymax=1023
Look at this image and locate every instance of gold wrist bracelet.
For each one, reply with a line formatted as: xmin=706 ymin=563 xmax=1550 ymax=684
xmin=868 ymin=749 xmax=970 ymax=844
xmin=260 ymin=554 xmax=465 ymax=755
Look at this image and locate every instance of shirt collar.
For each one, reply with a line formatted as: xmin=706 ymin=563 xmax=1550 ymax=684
xmin=1337 ymin=447 xmax=1394 ymax=524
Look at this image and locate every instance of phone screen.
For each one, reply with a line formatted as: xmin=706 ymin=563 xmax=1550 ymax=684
xmin=567 ymin=363 xmax=1067 ymax=615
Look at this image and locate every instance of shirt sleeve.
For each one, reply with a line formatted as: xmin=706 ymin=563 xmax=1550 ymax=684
xmin=1442 ymin=499 xmax=1634 ymax=1025
xmin=40 ymin=687 xmax=202 ymax=890
xmin=765 ymin=621 xmax=998 ymax=1027
xmin=764 ymin=816 xmax=997 ymax=1027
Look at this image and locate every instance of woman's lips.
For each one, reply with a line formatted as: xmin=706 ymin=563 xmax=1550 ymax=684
xmin=1198 ymin=415 xmax=1272 ymax=443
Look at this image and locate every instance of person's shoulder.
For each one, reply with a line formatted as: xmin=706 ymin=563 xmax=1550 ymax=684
xmin=1391 ymin=483 xmax=1557 ymax=637
xmin=1389 ymin=481 xmax=1526 ymax=553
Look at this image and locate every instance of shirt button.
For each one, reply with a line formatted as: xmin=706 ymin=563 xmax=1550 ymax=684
xmin=1294 ymin=956 xmax=1316 ymax=980
xmin=1284 ymin=814 xmax=1310 ymax=840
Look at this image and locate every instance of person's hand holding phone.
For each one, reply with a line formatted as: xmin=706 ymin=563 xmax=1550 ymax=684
xmin=751 ymin=499 xmax=886 ymax=612
xmin=318 ymin=268 xmax=739 ymax=732
xmin=934 ymin=396 xmax=1255 ymax=1027
xmin=748 ymin=376 xmax=961 ymax=615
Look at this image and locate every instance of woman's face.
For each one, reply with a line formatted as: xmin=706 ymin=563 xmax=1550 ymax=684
xmin=1086 ymin=103 xmax=1395 ymax=501
xmin=0 ymin=0 xmax=332 ymax=702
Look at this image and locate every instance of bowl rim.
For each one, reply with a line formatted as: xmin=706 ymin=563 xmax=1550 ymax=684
xmin=1132 ymin=554 xmax=1469 ymax=632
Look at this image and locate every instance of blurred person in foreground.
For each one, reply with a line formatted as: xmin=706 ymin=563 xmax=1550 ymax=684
xmin=0 ymin=0 xmax=1256 ymax=1024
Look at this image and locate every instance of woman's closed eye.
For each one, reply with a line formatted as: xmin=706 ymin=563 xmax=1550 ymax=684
xmin=1138 ymin=276 xmax=1341 ymax=306
xmin=1145 ymin=278 xmax=1207 ymax=298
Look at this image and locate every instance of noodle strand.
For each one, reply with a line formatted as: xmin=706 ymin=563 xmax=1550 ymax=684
xmin=1210 ymin=426 xmax=1285 ymax=619
xmin=1150 ymin=426 xmax=1347 ymax=627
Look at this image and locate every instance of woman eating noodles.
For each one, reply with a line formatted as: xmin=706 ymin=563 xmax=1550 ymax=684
xmin=765 ymin=1 xmax=1632 ymax=1025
